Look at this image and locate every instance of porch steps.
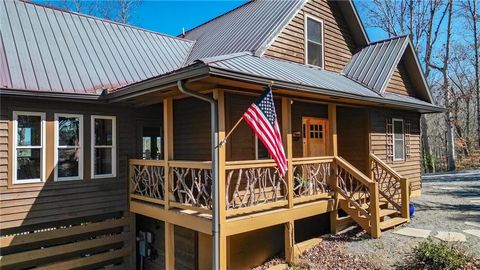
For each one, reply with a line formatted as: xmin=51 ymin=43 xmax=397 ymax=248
xmin=379 ymin=217 xmax=408 ymax=230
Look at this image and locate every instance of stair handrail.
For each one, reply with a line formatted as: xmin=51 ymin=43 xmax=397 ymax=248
xmin=334 ymin=156 xmax=381 ymax=237
xmin=369 ymin=153 xmax=410 ymax=220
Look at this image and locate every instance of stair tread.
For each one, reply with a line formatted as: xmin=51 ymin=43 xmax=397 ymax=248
xmin=379 ymin=209 xmax=398 ymax=217
xmin=380 ymin=217 xmax=408 ymax=230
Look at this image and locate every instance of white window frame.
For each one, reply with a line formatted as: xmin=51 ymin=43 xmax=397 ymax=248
xmin=304 ymin=14 xmax=325 ymax=69
xmin=12 ymin=111 xmax=46 ymax=184
xmin=54 ymin=113 xmax=83 ymax=181
xmin=91 ymin=115 xmax=116 ymax=179
xmin=392 ymin=118 xmax=405 ymax=161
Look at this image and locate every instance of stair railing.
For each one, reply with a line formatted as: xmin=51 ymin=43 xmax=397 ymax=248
xmin=333 ymin=156 xmax=381 ymax=238
xmin=369 ymin=153 xmax=410 ymax=220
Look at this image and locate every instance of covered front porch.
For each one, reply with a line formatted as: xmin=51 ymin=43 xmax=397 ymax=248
xmin=124 ymin=83 xmax=410 ymax=269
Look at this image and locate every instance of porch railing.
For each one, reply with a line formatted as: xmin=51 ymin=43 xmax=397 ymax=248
xmin=369 ymin=153 xmax=410 ymax=219
xmin=292 ymin=156 xmax=333 ymax=204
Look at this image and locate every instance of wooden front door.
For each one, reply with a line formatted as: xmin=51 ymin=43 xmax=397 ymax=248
xmin=302 ymin=117 xmax=329 ymax=157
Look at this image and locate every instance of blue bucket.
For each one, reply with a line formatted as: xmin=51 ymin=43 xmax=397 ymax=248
xmin=409 ymin=203 xmax=415 ymax=218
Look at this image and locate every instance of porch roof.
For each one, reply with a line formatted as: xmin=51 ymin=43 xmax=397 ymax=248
xmin=108 ymin=52 xmax=443 ymax=113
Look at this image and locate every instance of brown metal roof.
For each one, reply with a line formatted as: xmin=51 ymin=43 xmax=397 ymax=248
xmin=0 ymin=0 xmax=194 ymax=94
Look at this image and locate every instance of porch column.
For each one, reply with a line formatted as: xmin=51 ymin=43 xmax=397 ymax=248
xmin=328 ymin=104 xmax=339 ymax=235
xmin=213 ymin=89 xmax=228 ymax=269
xmin=163 ymin=97 xmax=175 ymax=269
xmin=328 ymin=104 xmax=338 ymax=156
xmin=281 ymin=97 xmax=295 ymax=263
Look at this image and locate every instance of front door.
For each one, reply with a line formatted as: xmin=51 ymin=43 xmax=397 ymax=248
xmin=302 ymin=117 xmax=329 ymax=157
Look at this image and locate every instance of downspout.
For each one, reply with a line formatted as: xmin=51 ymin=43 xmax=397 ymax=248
xmin=177 ymin=80 xmax=220 ymax=270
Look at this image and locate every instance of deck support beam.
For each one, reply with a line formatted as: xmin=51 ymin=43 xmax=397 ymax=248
xmin=284 ymin=221 xmax=295 ymax=264
xmin=328 ymin=104 xmax=339 ymax=234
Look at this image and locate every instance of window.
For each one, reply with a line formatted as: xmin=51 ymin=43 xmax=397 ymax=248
xmin=91 ymin=116 xmax=116 ymax=178
xmin=305 ymin=15 xmax=324 ymax=68
xmin=255 ymin=136 xmax=270 ymax=160
xmin=142 ymin=126 xmax=162 ymax=160
xmin=393 ymin=119 xmax=405 ymax=161
xmin=55 ymin=114 xmax=83 ymax=181
xmin=13 ymin=111 xmax=45 ymax=184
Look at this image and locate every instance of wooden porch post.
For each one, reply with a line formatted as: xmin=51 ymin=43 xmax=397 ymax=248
xmin=163 ymin=97 xmax=175 ymax=270
xmin=281 ymin=97 xmax=295 ymax=264
xmin=214 ymin=89 xmax=228 ymax=269
xmin=328 ymin=104 xmax=339 ymax=234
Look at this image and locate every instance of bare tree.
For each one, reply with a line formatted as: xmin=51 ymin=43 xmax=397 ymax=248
xmin=53 ymin=0 xmax=142 ymax=24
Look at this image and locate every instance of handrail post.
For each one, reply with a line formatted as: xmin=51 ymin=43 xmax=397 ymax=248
xmin=400 ymin=177 xmax=410 ymax=221
xmin=369 ymin=182 xmax=381 ymax=238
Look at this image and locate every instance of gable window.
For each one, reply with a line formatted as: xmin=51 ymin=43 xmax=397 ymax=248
xmin=305 ymin=15 xmax=324 ymax=68
xmin=55 ymin=114 xmax=83 ymax=181
xmin=13 ymin=111 xmax=45 ymax=184
xmin=393 ymin=119 xmax=405 ymax=161
xmin=91 ymin=116 xmax=116 ymax=178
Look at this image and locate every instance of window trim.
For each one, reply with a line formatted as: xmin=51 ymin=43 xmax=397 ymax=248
xmin=54 ymin=113 xmax=84 ymax=182
xmin=12 ymin=111 xmax=46 ymax=184
xmin=304 ymin=14 xmax=325 ymax=69
xmin=392 ymin=118 xmax=405 ymax=161
xmin=91 ymin=115 xmax=116 ymax=179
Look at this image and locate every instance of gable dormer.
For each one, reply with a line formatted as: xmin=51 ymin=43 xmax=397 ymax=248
xmin=263 ymin=0 xmax=363 ymax=72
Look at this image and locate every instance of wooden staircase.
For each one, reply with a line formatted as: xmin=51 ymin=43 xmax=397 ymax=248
xmin=331 ymin=155 xmax=410 ymax=238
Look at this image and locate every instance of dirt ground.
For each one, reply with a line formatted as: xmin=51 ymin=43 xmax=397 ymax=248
xmin=255 ymin=170 xmax=480 ymax=270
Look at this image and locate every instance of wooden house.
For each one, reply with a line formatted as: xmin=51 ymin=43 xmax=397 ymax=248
xmin=0 ymin=0 xmax=442 ymax=269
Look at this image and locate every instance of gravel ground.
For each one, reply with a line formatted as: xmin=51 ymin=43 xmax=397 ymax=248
xmin=344 ymin=169 xmax=480 ymax=269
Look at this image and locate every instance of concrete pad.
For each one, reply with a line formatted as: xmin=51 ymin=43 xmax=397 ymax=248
xmin=465 ymin=221 xmax=480 ymax=228
xmin=434 ymin=231 xmax=467 ymax=242
xmin=393 ymin=227 xmax=431 ymax=238
xmin=266 ymin=264 xmax=288 ymax=270
xmin=470 ymin=200 xmax=480 ymax=204
xmin=463 ymin=229 xmax=480 ymax=238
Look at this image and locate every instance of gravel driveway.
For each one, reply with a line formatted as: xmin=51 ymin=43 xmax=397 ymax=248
xmin=345 ymin=170 xmax=480 ymax=269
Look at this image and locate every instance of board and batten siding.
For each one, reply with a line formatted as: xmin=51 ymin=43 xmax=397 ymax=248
xmin=369 ymin=109 xmax=422 ymax=192
xmin=385 ymin=61 xmax=417 ymax=97
xmin=264 ymin=0 xmax=356 ymax=72
xmin=0 ymin=96 xmax=162 ymax=269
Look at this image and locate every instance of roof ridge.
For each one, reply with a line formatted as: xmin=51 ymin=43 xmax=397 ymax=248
xmin=181 ymin=0 xmax=252 ymax=37
xmin=19 ymin=0 xmax=194 ymax=43
xmin=367 ymin=34 xmax=409 ymax=46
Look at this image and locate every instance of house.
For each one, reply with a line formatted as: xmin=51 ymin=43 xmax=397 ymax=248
xmin=0 ymin=0 xmax=443 ymax=269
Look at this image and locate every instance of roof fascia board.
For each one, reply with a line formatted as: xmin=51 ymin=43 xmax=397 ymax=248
xmin=254 ymin=0 xmax=307 ymax=57
xmin=337 ymin=0 xmax=369 ymax=46
xmin=106 ymin=65 xmax=211 ymax=102
xmin=0 ymin=88 xmax=101 ymax=101
xmin=207 ymin=66 xmax=443 ymax=113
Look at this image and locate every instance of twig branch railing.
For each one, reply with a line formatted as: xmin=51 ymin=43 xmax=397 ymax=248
xmin=292 ymin=157 xmax=333 ymax=204
xmin=334 ymin=156 xmax=381 ymax=237
xmin=369 ymin=153 xmax=410 ymax=219
xmin=129 ymin=159 xmax=213 ymax=214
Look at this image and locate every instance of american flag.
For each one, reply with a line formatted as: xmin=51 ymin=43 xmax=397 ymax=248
xmin=243 ymin=86 xmax=287 ymax=176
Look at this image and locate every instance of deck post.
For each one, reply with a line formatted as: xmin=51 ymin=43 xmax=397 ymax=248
xmin=400 ymin=177 xmax=410 ymax=221
xmin=214 ymin=89 xmax=228 ymax=270
xmin=163 ymin=97 xmax=175 ymax=269
xmin=284 ymin=220 xmax=295 ymax=264
xmin=370 ymin=182 xmax=381 ymax=238
xmin=328 ymin=104 xmax=339 ymax=234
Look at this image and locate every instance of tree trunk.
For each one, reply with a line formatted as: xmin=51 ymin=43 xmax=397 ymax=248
xmin=421 ymin=116 xmax=434 ymax=172
xmin=445 ymin=0 xmax=456 ymax=171
xmin=474 ymin=0 xmax=480 ymax=147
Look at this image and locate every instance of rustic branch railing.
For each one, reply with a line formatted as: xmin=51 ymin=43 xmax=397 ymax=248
xmin=334 ymin=156 xmax=380 ymax=237
xmin=169 ymin=161 xmax=213 ymax=213
xmin=225 ymin=160 xmax=288 ymax=215
xmin=369 ymin=153 xmax=410 ymax=219
xmin=292 ymin=157 xmax=333 ymax=203
xmin=129 ymin=159 xmax=165 ymax=204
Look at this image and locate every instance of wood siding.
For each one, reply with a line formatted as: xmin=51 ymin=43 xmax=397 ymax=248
xmin=385 ymin=61 xmax=416 ymax=97
xmin=0 ymin=96 xmax=162 ymax=268
xmin=337 ymin=107 xmax=369 ymax=174
xmin=369 ymin=109 xmax=422 ymax=191
xmin=264 ymin=0 xmax=356 ymax=72
xmin=173 ymin=98 xmax=211 ymax=161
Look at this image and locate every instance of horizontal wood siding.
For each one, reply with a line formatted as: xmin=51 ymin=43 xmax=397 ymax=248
xmin=173 ymin=98 xmax=211 ymax=161
xmin=264 ymin=0 xmax=356 ymax=72
xmin=385 ymin=61 xmax=416 ymax=97
xmin=225 ymin=93 xmax=281 ymax=161
xmin=369 ymin=109 xmax=422 ymax=191
xmin=292 ymin=101 xmax=328 ymax=158
xmin=337 ymin=107 xmax=369 ymax=174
